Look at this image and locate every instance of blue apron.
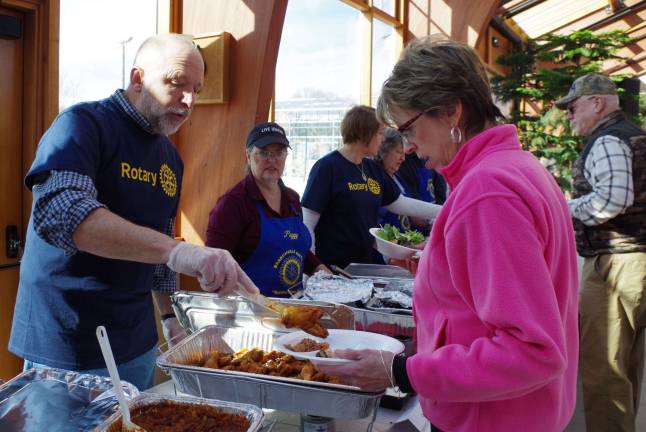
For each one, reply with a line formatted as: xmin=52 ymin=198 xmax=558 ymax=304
xmin=379 ymin=176 xmax=412 ymax=231
xmin=241 ymin=201 xmax=312 ymax=297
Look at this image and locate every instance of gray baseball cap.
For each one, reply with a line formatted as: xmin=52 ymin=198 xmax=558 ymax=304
xmin=555 ymin=73 xmax=618 ymax=109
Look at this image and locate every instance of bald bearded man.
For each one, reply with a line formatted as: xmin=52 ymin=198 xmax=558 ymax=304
xmin=9 ymin=34 xmax=258 ymax=390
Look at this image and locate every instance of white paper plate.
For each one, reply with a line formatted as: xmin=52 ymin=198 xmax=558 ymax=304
xmin=369 ymin=227 xmax=422 ymax=260
xmin=275 ymin=329 xmax=405 ymax=365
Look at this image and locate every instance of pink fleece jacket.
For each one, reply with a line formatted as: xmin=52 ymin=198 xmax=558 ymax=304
xmin=410 ymin=124 xmax=579 ymax=431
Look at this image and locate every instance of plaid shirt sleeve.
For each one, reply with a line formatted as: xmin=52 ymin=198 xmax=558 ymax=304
xmin=152 ymin=217 xmax=177 ymax=293
xmin=568 ymin=135 xmax=634 ymax=226
xmin=31 ymin=170 xmax=106 ymax=255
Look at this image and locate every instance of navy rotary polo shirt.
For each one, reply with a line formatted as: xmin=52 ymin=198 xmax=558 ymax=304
xmin=9 ymin=96 xmax=183 ymax=370
xmin=302 ymin=150 xmax=399 ymax=268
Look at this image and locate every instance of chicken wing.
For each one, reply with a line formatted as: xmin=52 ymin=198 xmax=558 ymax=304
xmin=278 ymin=305 xmax=329 ymax=338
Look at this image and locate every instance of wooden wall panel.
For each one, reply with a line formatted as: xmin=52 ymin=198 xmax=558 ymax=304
xmin=405 ymin=0 xmax=499 ymax=47
xmin=0 ymin=0 xmax=59 ymax=379
xmin=170 ymin=0 xmax=287 ymax=289
xmin=0 ymin=269 xmax=21 ymax=379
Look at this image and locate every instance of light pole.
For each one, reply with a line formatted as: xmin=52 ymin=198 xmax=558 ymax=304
xmin=119 ymin=36 xmax=133 ymax=89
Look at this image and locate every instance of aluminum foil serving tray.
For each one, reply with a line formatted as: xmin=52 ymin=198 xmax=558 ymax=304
xmin=0 ymin=367 xmax=139 ymax=432
xmin=342 ymin=264 xmax=415 ymax=338
xmin=157 ymin=324 xmax=383 ymax=419
xmin=97 ymin=392 xmax=263 ymax=431
xmin=352 ymin=305 xmax=415 ymax=338
xmin=171 ymin=291 xmax=355 ymax=334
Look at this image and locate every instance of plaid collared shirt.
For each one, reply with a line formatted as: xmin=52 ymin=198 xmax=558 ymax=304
xmin=568 ymin=134 xmax=634 ymax=226
xmin=30 ymin=90 xmax=177 ymax=292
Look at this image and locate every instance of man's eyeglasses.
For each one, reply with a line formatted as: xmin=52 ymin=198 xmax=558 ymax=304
xmin=567 ymin=96 xmax=596 ymax=115
xmin=397 ymin=107 xmax=437 ymax=138
xmin=254 ymin=149 xmax=288 ymax=161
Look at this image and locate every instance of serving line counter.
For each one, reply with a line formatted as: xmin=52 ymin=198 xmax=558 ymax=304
xmin=158 ymin=279 xmax=421 ymax=432
xmin=148 ymin=379 xmax=429 ymax=432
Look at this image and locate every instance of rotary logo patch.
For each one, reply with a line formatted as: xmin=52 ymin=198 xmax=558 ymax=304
xmin=367 ymin=178 xmax=381 ymax=195
xmin=159 ymin=164 xmax=177 ymax=197
xmin=274 ymin=249 xmax=304 ymax=288
xmin=280 ymin=257 xmax=302 ymax=287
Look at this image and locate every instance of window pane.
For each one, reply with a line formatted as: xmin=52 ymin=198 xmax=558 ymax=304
xmin=372 ymin=0 xmax=396 ymax=16
xmin=59 ymin=0 xmax=157 ymax=110
xmin=371 ymin=18 xmax=398 ymax=107
xmin=275 ymin=1 xmax=362 ymax=194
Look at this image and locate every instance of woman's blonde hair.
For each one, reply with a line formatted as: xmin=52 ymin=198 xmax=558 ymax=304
xmin=340 ymin=105 xmax=381 ymax=145
xmin=376 ymin=38 xmax=503 ymax=137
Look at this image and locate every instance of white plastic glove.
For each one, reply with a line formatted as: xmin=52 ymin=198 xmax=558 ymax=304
xmin=316 ymin=348 xmax=396 ymax=392
xmin=166 ymin=242 xmax=260 ymax=296
xmin=161 ymin=316 xmax=186 ymax=348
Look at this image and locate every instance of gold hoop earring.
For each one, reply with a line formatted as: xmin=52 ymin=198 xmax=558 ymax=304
xmin=450 ymin=127 xmax=462 ymax=144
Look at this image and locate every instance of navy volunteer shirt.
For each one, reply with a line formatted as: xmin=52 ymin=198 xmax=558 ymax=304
xmin=302 ymin=150 xmax=399 ymax=268
xmin=10 ymin=96 xmax=183 ymax=370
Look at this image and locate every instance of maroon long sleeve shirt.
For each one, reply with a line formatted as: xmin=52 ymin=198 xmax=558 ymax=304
xmin=205 ymin=174 xmax=322 ymax=274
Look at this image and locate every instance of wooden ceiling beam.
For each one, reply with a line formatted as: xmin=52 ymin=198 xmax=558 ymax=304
xmin=602 ymin=51 xmax=646 ymax=74
xmin=535 ymin=8 xmax=606 ymax=37
xmin=586 ymin=0 xmax=646 ymax=30
xmin=608 ymin=0 xmax=627 ymax=13
xmin=499 ymin=0 xmax=549 ymax=18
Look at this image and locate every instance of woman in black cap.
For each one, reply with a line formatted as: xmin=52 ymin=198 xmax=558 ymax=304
xmin=206 ymin=122 xmax=328 ymax=297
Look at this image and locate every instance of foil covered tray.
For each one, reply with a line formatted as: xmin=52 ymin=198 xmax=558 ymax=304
xmin=171 ymin=291 xmax=355 ymax=333
xmin=0 ymin=367 xmax=139 ymax=432
xmin=303 ymin=272 xmax=374 ymax=304
xmin=343 ymin=263 xmax=414 ymax=281
xmin=98 ymin=392 xmax=264 ymax=431
xmin=157 ymin=325 xmax=383 ymax=419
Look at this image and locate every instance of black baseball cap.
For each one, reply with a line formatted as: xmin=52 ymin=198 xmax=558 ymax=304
xmin=245 ymin=122 xmax=291 ymax=149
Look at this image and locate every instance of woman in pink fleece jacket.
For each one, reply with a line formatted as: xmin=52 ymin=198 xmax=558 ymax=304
xmin=319 ymin=39 xmax=579 ymax=431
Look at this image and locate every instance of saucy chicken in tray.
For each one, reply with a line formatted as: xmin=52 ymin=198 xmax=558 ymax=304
xmin=185 ymin=347 xmax=340 ymax=384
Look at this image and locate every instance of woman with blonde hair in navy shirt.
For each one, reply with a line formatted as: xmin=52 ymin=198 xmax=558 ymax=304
xmin=301 ymin=105 xmax=441 ymax=269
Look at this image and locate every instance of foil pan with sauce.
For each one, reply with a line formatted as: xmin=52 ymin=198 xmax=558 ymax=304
xmin=97 ymin=392 xmax=263 ymax=432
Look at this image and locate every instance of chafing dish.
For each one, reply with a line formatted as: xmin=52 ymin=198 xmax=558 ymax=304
xmin=170 ymin=291 xmax=355 ymax=334
xmin=157 ymin=324 xmax=383 ymax=419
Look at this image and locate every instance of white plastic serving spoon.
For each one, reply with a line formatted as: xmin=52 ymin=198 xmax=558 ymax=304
xmin=96 ymin=325 xmax=146 ymax=432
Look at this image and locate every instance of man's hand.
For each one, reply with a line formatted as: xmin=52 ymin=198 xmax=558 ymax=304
xmin=166 ymin=242 xmax=259 ymax=296
xmin=161 ymin=316 xmax=186 ymax=348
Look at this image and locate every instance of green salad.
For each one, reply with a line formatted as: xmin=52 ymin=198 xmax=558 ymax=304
xmin=376 ymin=224 xmax=425 ymax=248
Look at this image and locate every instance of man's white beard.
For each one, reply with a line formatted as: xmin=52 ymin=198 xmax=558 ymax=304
xmin=139 ymin=87 xmax=190 ymax=136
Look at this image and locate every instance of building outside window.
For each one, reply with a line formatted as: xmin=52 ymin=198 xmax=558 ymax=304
xmin=276 ymin=1 xmax=401 ymax=194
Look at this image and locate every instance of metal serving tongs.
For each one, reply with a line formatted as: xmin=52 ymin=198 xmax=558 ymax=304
xmin=235 ymin=283 xmax=286 ymax=315
xmin=329 ymin=265 xmax=354 ymax=279
xmin=235 ymin=283 xmax=329 ymax=338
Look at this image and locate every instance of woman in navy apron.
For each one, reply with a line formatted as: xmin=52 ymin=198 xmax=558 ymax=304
xmin=376 ymin=128 xmax=409 ymax=232
xmin=205 ymin=122 xmax=329 ymax=297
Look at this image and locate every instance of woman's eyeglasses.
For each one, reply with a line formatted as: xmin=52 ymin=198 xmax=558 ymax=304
xmin=254 ymin=149 xmax=288 ymax=161
xmin=397 ymin=107 xmax=437 ymax=138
